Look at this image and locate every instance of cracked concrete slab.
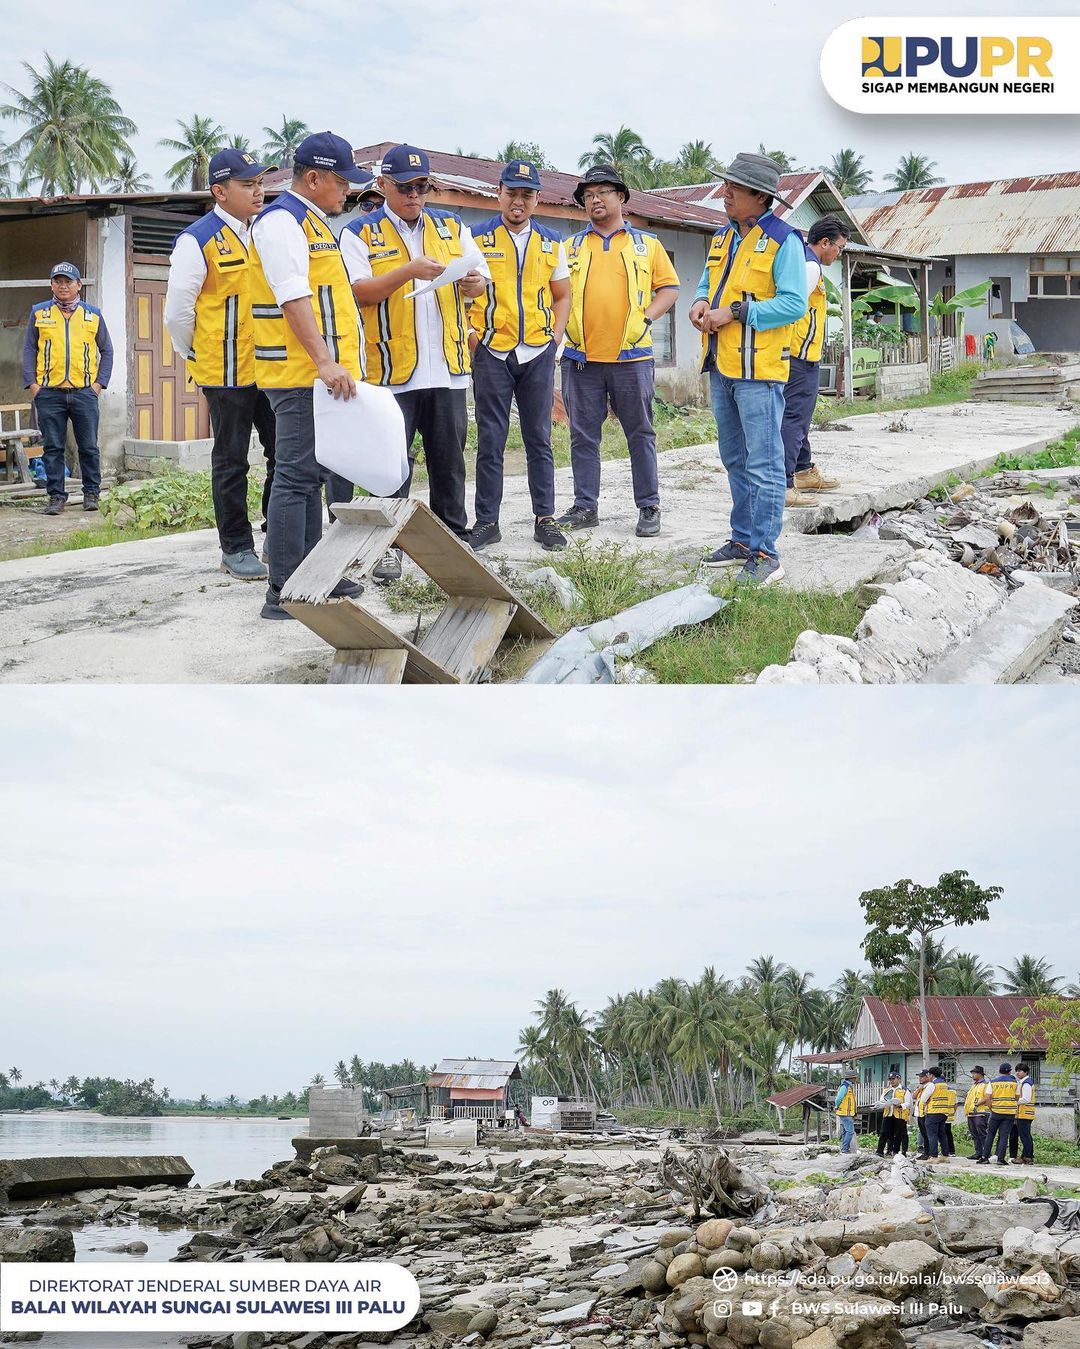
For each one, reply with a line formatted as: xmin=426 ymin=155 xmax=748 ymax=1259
xmin=924 ymin=580 xmax=1079 ymax=683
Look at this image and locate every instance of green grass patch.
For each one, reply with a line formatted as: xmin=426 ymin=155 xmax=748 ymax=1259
xmin=991 ymin=423 xmax=1080 ymax=473
xmin=0 ymin=523 xmax=177 ymax=562
xmin=381 ymin=574 xmax=447 ymax=615
xmin=814 ymin=361 xmax=982 ymax=424
xmin=638 ymin=585 xmax=871 ymax=685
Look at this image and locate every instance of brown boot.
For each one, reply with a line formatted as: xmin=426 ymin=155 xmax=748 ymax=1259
xmin=785 ymin=486 xmax=816 ymax=507
xmin=44 ymin=495 xmax=66 ymax=516
xmin=795 ymin=463 xmax=840 ymax=492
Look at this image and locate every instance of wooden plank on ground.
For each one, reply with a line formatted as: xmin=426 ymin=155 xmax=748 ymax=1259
xmin=397 ymin=501 xmax=554 ymax=640
xmin=331 ymin=501 xmax=398 ymax=528
xmin=328 ymin=649 xmax=408 ymax=684
xmin=281 ymin=519 xmax=405 ymax=602
xmin=282 ymin=597 xmax=456 ymax=684
xmin=418 ymin=598 xmax=516 ymax=683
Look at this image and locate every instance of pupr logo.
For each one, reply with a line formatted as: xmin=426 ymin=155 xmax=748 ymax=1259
xmin=861 ymin=34 xmax=1052 ymax=79
xmin=861 ymin=37 xmax=902 ymax=77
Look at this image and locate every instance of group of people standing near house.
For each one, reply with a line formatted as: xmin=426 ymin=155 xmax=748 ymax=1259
xmin=833 ymin=1060 xmax=1038 ymax=1165
xmin=25 ymin=133 xmax=852 ymax=614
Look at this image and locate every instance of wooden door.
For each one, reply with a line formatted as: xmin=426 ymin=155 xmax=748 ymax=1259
xmin=132 ymin=279 xmax=209 ymax=441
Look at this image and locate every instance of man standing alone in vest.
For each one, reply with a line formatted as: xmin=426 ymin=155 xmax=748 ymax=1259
xmin=341 ymin=145 xmax=489 ymax=580
xmin=166 ymin=149 xmax=277 ymax=580
xmin=249 ymin=131 xmax=367 ymax=620
xmin=691 ymin=153 xmax=808 ymax=586
xmin=468 ymin=159 xmax=570 ymax=553
xmin=24 ymin=262 xmax=113 ymax=515
xmin=556 ymin=165 xmax=679 ymax=539
xmin=834 ymin=1071 xmax=858 ymax=1154
xmin=782 ymin=215 xmax=849 ymax=504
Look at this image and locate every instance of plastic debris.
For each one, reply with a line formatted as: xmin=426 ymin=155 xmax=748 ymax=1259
xmin=521 ymin=566 xmax=582 ymax=611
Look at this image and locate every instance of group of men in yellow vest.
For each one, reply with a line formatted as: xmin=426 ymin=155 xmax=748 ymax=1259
xmin=835 ymin=1061 xmax=1036 ymax=1164
xmin=156 ymin=133 xmax=849 ymax=617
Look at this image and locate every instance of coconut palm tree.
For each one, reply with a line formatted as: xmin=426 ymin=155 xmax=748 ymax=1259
xmin=757 ymin=143 xmax=800 ymax=174
xmin=348 ymin=1055 xmax=365 ymax=1085
xmin=998 ymin=955 xmax=1062 ymax=996
xmin=108 ymin=154 xmax=151 ymax=192
xmin=495 ymin=141 xmax=553 ymax=169
xmin=577 ymin=126 xmax=652 ymax=189
xmin=822 ymin=149 xmax=872 ymax=196
xmin=227 ymin=133 xmax=252 ymax=153
xmin=0 ymin=151 xmax=15 ymax=196
xmin=885 ymin=153 xmax=944 ymax=191
xmin=196 ymin=1094 xmax=210 ymax=1110
xmin=261 ymin=116 xmax=308 ymax=172
xmin=943 ymin=951 xmax=996 ymax=996
xmin=747 ymin=955 xmax=788 ymax=988
xmin=674 ymin=140 xmax=724 ymax=184
xmin=310 ymin=1072 xmax=326 ymax=1086
xmin=1 ymin=55 xmax=136 ymax=194
xmin=333 ymin=1059 xmax=350 ymax=1087
xmin=7 ymin=1067 xmax=21 ymax=1085
xmin=831 ymin=969 xmax=871 ymax=1032
xmin=669 ymin=981 xmax=725 ymax=1122
xmin=159 ymin=115 xmax=227 ymax=190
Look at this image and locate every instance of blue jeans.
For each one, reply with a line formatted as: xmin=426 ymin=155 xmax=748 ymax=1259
xmin=709 ymin=370 xmax=786 ymax=558
xmin=473 ymin=340 xmax=557 ymax=521
xmin=562 ymin=358 xmax=659 ymax=511
xmin=34 ymin=386 xmax=101 ymax=500
xmin=839 ymin=1116 xmax=855 ymax=1152
xmin=265 ymin=388 xmax=323 ymax=598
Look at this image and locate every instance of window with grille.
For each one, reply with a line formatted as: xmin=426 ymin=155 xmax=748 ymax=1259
xmin=1029 ymin=257 xmax=1080 ymax=298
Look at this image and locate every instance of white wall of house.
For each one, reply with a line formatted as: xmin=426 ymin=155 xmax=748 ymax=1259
xmin=930 ymin=253 xmax=1080 ymax=353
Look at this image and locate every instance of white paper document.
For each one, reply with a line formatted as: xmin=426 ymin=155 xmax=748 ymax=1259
xmin=312 ymin=379 xmax=409 ymax=497
xmin=405 ymin=253 xmax=477 ymax=298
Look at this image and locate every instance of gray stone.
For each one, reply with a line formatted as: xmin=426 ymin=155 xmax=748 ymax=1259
xmin=536 ymin=1298 xmax=598 ymax=1326
xmin=0 ymin=1155 xmax=193 ymax=1199
xmin=858 ymin=1240 xmax=943 ymax=1302
xmin=925 ymin=581 xmax=1078 ymax=684
xmin=466 ymin=1309 xmax=499 ymax=1337
xmin=0 ymin=1226 xmax=76 ymax=1262
xmin=231 ymin=1335 xmax=265 ymax=1349
xmin=932 ymin=1202 xmax=1054 ymax=1252
xmin=1023 ymin=1319 xmax=1080 ymax=1346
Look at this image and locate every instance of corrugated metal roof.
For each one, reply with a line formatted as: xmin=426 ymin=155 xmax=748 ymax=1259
xmin=766 ymin=1083 xmax=829 ymax=1107
xmin=797 ymin=1044 xmax=898 ymax=1064
xmin=852 ymin=172 xmax=1080 ymax=257
xmin=865 ymin=996 xmax=1070 ymax=1051
xmin=426 ymin=1058 xmax=521 ymax=1089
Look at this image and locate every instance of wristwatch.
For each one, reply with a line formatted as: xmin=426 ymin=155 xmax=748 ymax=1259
xmin=729 ymin=301 xmax=744 ymax=322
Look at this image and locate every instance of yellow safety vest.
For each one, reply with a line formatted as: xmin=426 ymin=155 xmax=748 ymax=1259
xmin=964 ymin=1084 xmax=989 ymax=1115
xmin=989 ymin=1077 xmax=1018 ymax=1116
xmin=836 ymin=1084 xmax=856 ymax=1117
xmin=177 ymin=211 xmax=255 ymax=388
xmin=345 ymin=206 xmax=470 ymax=386
xmin=469 ymin=216 xmax=562 ymax=353
xmin=883 ymin=1086 xmax=904 ymax=1118
xmin=1017 ymin=1083 xmax=1035 ymax=1121
xmin=700 ymin=213 xmax=798 ymax=383
xmin=249 ymin=193 xmax=363 ymax=389
xmin=563 ymin=225 xmax=668 ymax=364
xmin=927 ymin=1081 xmax=951 ymax=1116
xmin=943 ymin=1086 xmax=958 ymax=1121
xmin=791 ymin=257 xmax=827 ymax=363
xmin=30 ymin=301 xmax=103 ymax=388
xmin=900 ymin=1091 xmax=911 ymax=1123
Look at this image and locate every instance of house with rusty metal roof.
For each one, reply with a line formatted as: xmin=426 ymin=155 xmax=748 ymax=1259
xmin=798 ymin=995 xmax=1080 ymax=1115
xmin=424 ymin=1058 xmax=522 ymax=1123
xmin=850 ymin=172 xmax=1080 ymax=355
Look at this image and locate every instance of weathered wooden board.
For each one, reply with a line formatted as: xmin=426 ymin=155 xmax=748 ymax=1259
xmin=283 ymin=597 xmax=456 ymax=684
xmin=418 ymin=598 xmax=516 ymax=683
xmin=328 ymin=649 xmax=409 ymax=684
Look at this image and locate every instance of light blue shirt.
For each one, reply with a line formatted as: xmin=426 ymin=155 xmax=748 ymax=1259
xmin=834 ymin=1084 xmax=852 ymax=1110
xmin=694 ymin=214 xmax=808 ymax=332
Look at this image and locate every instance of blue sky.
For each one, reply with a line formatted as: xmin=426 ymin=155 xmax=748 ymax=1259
xmin=2 ymin=0 xmax=1078 ymax=191
xmin=4 ymin=688 xmax=1078 ymax=1098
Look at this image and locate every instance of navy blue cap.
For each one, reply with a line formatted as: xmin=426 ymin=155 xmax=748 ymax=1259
xmin=499 ymin=159 xmax=542 ymax=190
xmin=50 ymin=262 xmax=81 ymax=282
xmin=294 ymin=131 xmax=370 ymax=184
xmin=379 ymin=145 xmax=430 ymax=182
xmin=209 ymin=149 xmax=275 ymax=184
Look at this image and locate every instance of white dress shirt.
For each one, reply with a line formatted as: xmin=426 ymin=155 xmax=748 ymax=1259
xmin=339 ymin=206 xmax=490 ymax=392
xmin=471 ymin=222 xmax=569 ymax=366
xmin=164 ymin=203 xmax=250 ymax=360
xmin=250 ymin=189 xmax=336 ymax=307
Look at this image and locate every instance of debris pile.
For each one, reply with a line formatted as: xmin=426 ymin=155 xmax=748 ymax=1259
xmin=972 ymin=363 xmax=1080 ymax=404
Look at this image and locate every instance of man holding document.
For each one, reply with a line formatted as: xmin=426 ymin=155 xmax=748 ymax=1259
xmin=341 ymin=145 xmax=488 ymax=580
xmin=249 ymin=130 xmax=367 ymax=620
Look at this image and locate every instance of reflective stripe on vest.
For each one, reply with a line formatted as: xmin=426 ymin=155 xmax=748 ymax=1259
xmin=927 ymin=1081 xmax=951 ymax=1115
xmin=32 ymin=301 xmax=101 ymax=388
xmin=836 ymin=1085 xmax=856 ymax=1116
xmin=178 ymin=214 xmax=255 ymax=388
xmin=792 ymin=266 xmax=827 ymax=363
xmin=249 ymin=195 xmax=363 ymax=388
xmin=964 ymin=1084 xmax=989 ymax=1115
xmin=1017 ymin=1084 xmax=1035 ymax=1120
xmin=700 ymin=214 xmax=796 ymax=383
xmin=347 ymin=207 xmax=469 ymax=386
xmin=989 ymin=1076 xmax=1018 ymax=1116
xmin=563 ymin=226 xmax=662 ymax=363
xmin=469 ymin=216 xmax=560 ymax=353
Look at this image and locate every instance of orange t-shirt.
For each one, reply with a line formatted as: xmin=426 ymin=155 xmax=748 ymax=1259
xmin=580 ymin=228 xmax=678 ymax=363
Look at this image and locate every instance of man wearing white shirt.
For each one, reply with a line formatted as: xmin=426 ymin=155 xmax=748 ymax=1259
xmin=248 ymin=131 xmax=367 ymax=620
xmin=340 ymin=145 xmax=489 ymax=580
xmin=165 ymin=149 xmax=276 ymax=579
xmin=467 ymin=160 xmax=570 ymax=553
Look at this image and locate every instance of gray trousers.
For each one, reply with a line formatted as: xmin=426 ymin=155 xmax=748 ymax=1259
xmin=561 ymin=358 xmax=659 ymax=511
xmin=265 ymin=388 xmax=322 ymax=598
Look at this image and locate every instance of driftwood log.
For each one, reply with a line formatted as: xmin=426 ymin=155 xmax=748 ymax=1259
xmin=659 ymin=1146 xmax=773 ymax=1221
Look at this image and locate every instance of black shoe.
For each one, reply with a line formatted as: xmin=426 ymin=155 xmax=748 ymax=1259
xmin=82 ymin=494 xmax=99 ymax=512
xmin=534 ymin=516 xmax=567 ymax=551
xmin=260 ymin=589 xmax=294 ymax=622
xmin=329 ymin=578 xmax=364 ymax=600
xmin=556 ymin=505 xmax=599 ymax=530
xmin=372 ymin=548 xmax=402 ymax=584
xmin=636 ymin=505 xmax=661 ymax=537
xmin=470 ymin=521 xmax=502 ymax=551
xmin=44 ymin=495 xmax=65 ymax=516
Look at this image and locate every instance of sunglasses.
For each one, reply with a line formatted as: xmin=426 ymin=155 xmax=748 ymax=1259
xmin=392 ymin=180 xmax=432 ymax=196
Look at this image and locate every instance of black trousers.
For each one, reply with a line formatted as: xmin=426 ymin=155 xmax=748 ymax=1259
xmin=392 ymin=387 xmax=469 ymax=538
xmin=916 ymin=1116 xmax=928 ymax=1155
xmin=203 ymin=386 xmax=276 ymax=553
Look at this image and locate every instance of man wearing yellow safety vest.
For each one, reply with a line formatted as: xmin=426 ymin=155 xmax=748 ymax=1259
xmin=964 ymin=1066 xmax=990 ymax=1160
xmin=875 ymin=1069 xmax=910 ymax=1156
xmin=691 ymin=154 xmax=808 ymax=587
xmin=249 ymin=131 xmax=368 ymax=621
xmin=979 ymin=1062 xmax=1019 ymax=1165
xmin=922 ymin=1067 xmax=952 ymax=1161
xmin=24 ymin=261 xmax=114 ymax=516
xmin=834 ymin=1070 xmax=859 ymax=1153
xmin=555 ymin=164 xmax=680 ymax=540
xmin=340 ymin=144 xmax=490 ymax=580
xmin=781 ymin=216 xmax=849 ymax=505
xmin=913 ymin=1067 xmax=933 ymax=1159
xmin=1012 ymin=1063 xmax=1036 ymax=1164
xmin=165 ymin=148 xmax=277 ymax=581
xmin=467 ymin=159 xmax=570 ymax=554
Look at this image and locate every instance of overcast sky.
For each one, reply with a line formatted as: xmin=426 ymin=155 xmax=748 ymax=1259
xmin=1 ymin=0 xmax=1078 ymax=192
xmin=3 ymin=688 xmax=1078 ymax=1100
